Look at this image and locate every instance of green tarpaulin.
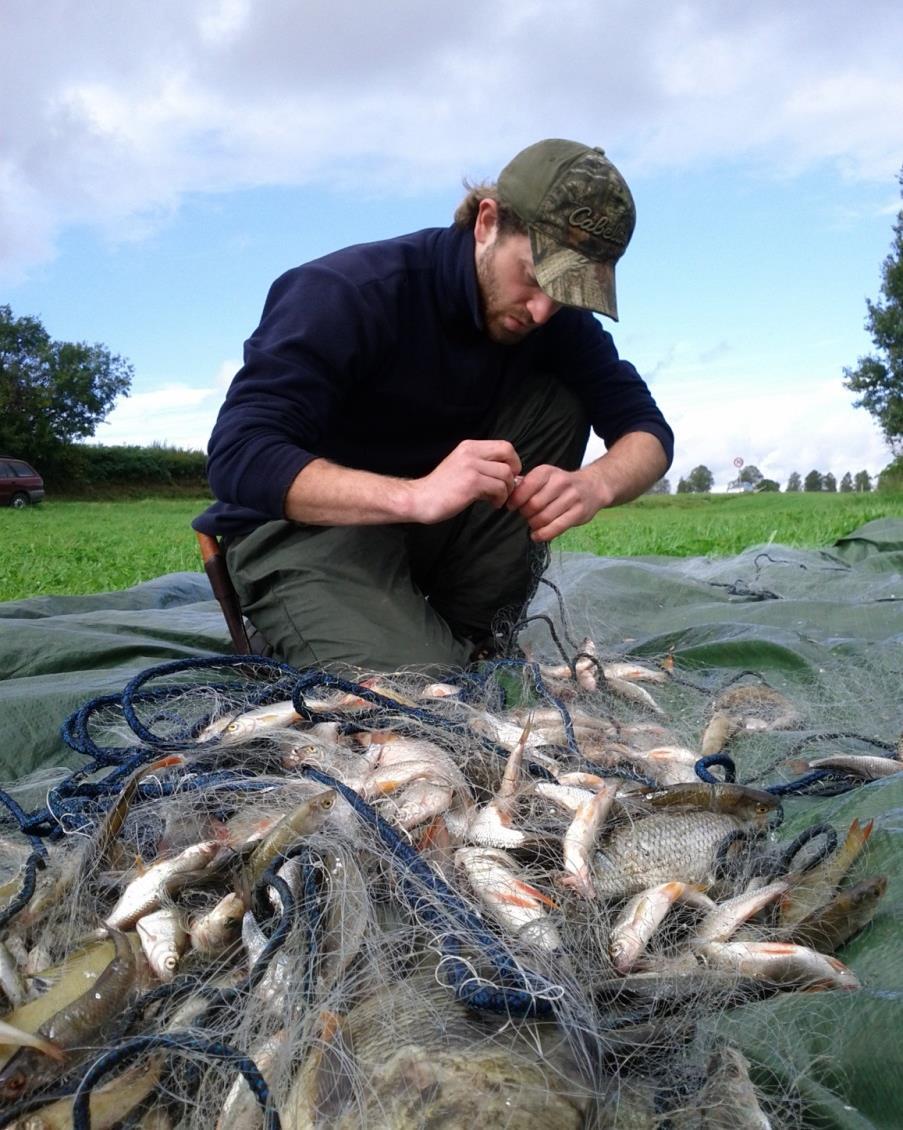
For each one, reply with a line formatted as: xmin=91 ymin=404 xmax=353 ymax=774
xmin=0 ymin=519 xmax=900 ymax=1126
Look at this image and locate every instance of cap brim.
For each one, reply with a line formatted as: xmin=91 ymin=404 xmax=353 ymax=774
xmin=530 ymin=228 xmax=619 ymax=320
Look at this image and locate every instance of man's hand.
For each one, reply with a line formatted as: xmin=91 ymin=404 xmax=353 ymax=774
xmin=507 ymin=431 xmax=670 ymax=542
xmin=506 ymin=465 xmax=599 ymax=542
xmin=409 ymin=439 xmax=522 ymax=524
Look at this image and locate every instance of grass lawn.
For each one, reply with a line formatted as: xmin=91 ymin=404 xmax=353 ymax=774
xmin=2 ymin=491 xmax=901 ymax=603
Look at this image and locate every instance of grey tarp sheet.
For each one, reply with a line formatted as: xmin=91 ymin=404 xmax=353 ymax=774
xmin=0 ymin=518 xmax=901 ymax=1125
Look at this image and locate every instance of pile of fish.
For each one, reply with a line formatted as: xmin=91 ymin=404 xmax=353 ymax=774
xmin=0 ymin=646 xmax=897 ymax=1128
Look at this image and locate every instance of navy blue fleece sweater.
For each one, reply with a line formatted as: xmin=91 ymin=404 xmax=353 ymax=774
xmin=194 ymin=224 xmax=673 ymax=537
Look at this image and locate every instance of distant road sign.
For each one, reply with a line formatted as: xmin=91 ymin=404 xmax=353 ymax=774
xmin=733 ymin=457 xmax=744 ymax=468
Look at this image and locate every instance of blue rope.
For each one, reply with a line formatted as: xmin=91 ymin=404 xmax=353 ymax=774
xmin=694 ymin=755 xmax=737 ymax=784
xmin=71 ymin=1033 xmax=280 ymax=1130
xmin=0 ymin=788 xmax=49 ymax=860
xmin=0 ymin=852 xmax=42 ymax=930
xmin=765 ymin=768 xmax=853 ymax=796
xmin=301 ymin=765 xmax=555 ymax=1017
xmin=120 ymin=655 xmax=302 ymax=746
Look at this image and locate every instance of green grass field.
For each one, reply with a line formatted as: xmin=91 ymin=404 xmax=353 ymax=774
xmin=1 ymin=491 xmax=901 ymax=603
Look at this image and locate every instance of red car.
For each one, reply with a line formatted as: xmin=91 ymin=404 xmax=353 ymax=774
xmin=0 ymin=457 xmax=45 ymax=507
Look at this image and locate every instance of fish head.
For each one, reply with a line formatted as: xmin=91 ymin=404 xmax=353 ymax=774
xmin=0 ymin=1051 xmax=31 ymax=1102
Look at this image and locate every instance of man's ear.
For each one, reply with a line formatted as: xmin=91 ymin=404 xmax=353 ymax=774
xmin=474 ymin=197 xmax=499 ymax=247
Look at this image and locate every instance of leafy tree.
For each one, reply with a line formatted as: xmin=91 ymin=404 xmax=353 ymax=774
xmin=676 ymin=477 xmax=691 ymax=494
xmin=823 ymin=472 xmax=837 ymax=492
xmin=853 ymin=469 xmax=872 ymax=492
xmin=686 ymin=465 xmax=714 ymax=492
xmin=804 ymin=470 xmax=823 ymax=492
xmin=646 ymin=477 xmax=671 ymax=495
xmin=839 ymin=472 xmax=854 ymax=493
xmin=755 ymin=478 xmax=780 ymax=492
xmin=738 ymin=465 xmax=763 ymax=485
xmin=0 ymin=305 xmax=132 ymax=462
xmin=786 ymin=471 xmax=802 ymax=492
xmin=842 ymin=166 xmax=903 ymax=452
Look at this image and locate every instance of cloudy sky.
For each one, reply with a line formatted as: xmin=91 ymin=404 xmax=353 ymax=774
xmin=4 ymin=0 xmax=902 ymax=489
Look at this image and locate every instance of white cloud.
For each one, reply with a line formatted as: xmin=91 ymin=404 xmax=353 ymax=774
xmin=88 ymin=382 xmax=219 ymax=451
xmin=585 ymin=376 xmax=892 ymax=490
xmin=3 ymin=0 xmax=903 ymax=278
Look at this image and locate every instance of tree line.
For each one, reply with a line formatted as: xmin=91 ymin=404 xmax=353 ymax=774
xmin=650 ymin=465 xmax=876 ymax=495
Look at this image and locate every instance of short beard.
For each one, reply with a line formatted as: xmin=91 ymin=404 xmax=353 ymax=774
xmin=476 ymin=239 xmax=527 ymax=346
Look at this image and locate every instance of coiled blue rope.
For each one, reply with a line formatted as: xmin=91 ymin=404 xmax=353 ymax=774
xmin=71 ymin=1033 xmax=279 ymax=1130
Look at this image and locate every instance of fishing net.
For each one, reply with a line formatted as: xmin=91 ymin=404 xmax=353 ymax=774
xmin=0 ymin=519 xmax=900 ymax=1128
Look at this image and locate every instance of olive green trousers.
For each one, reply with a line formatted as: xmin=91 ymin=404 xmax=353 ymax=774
xmin=226 ymin=373 xmax=589 ymax=672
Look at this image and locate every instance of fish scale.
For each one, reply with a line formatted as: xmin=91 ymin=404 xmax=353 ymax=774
xmin=594 ymin=811 xmax=746 ymax=898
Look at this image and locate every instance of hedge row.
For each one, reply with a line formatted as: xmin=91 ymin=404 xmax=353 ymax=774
xmin=40 ymin=443 xmax=211 ymax=498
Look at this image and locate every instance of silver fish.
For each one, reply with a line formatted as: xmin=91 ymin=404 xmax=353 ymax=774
xmin=698 ymin=940 xmax=860 ymax=991
xmin=610 ymin=881 xmax=713 ymax=973
xmin=135 ymin=906 xmax=187 ymax=981
xmin=455 ymin=846 xmax=561 ymax=951
xmin=594 ymin=811 xmax=750 ymax=898
xmin=105 ymin=840 xmax=222 ymax=929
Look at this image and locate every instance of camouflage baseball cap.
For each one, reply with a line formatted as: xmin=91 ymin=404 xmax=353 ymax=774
xmin=497 ymin=139 xmax=635 ymax=320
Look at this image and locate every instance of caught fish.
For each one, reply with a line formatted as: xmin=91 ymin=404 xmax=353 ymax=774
xmin=190 ymin=891 xmax=246 ymax=955
xmin=455 ymin=846 xmax=561 ymax=951
xmin=0 ymin=1019 xmax=64 ymax=1062
xmin=89 ymin=754 xmax=185 ymax=872
xmin=594 ymin=811 xmax=753 ymax=899
xmin=693 ymin=881 xmax=788 ymax=945
xmin=0 ymin=926 xmax=136 ymax=1103
xmin=0 ymin=941 xmax=27 ymax=1009
xmin=466 ymin=718 xmax=531 ymax=847
xmin=217 ymin=1030 xmax=287 ymax=1130
xmin=640 ymin=782 xmax=780 ymax=824
xmin=610 ymin=881 xmax=712 ymax=974
xmin=781 ymin=875 xmax=887 ymax=953
xmin=604 ymin=676 xmax=667 ymax=715
xmin=699 ymin=940 xmax=861 ymax=991
xmin=198 ymin=699 xmax=303 ymax=743
xmin=105 ymin=840 xmax=222 ymax=929
xmin=790 ymin=754 xmax=903 ymax=780
xmin=3 ymin=1056 xmax=163 ymax=1129
xmin=560 ymin=780 xmax=618 ymax=898
xmin=241 ymin=909 xmax=292 ymax=1002
xmin=602 ymin=661 xmax=670 ymax=684
xmin=702 ymin=683 xmax=800 ymax=755
xmin=700 ymin=712 xmax=742 ymax=758
xmin=584 ymin=743 xmax=702 ymax=787
xmin=135 ymin=906 xmax=187 ymax=981
xmin=778 ymin=818 xmax=874 ymax=926
xmin=692 ymin=1043 xmax=774 ymax=1129
xmin=245 ymin=789 xmax=336 ymax=887
xmin=315 ymin=849 xmax=370 ymax=997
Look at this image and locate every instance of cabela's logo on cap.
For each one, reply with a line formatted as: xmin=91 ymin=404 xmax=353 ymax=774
xmin=568 ymin=206 xmax=631 ymax=247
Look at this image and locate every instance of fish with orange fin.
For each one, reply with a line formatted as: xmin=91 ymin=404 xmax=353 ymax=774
xmin=778 ymin=817 xmax=876 ymax=927
xmin=455 ymin=846 xmax=561 ymax=951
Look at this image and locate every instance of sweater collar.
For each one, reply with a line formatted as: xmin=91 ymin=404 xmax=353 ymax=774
xmin=435 ymin=224 xmax=485 ymax=334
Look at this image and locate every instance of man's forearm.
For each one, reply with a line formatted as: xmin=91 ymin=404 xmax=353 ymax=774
xmin=284 ymin=458 xmax=417 ymax=525
xmin=283 ymin=438 xmax=522 ymax=526
xmin=581 ymin=431 xmax=670 ymax=511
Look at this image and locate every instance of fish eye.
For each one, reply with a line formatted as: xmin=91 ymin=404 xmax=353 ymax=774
xmin=4 ymin=1071 xmax=27 ymax=1096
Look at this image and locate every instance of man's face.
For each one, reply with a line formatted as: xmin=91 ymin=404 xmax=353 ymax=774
xmin=474 ymin=209 xmax=562 ymax=345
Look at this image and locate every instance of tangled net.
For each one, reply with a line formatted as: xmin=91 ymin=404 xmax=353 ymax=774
xmin=0 ymin=621 xmax=897 ymax=1128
